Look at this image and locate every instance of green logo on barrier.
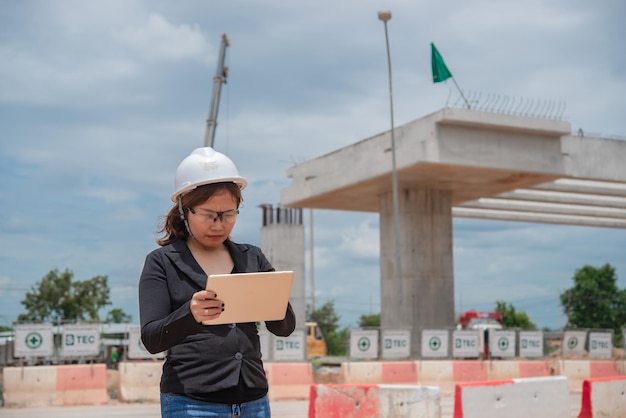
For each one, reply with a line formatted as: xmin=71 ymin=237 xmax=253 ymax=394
xmin=429 ymin=336 xmax=441 ymax=351
xmin=568 ymin=337 xmax=578 ymax=349
xmin=25 ymin=332 xmax=43 ymax=349
xmin=358 ymin=337 xmax=371 ymax=351
xmin=498 ymin=337 xmax=509 ymax=351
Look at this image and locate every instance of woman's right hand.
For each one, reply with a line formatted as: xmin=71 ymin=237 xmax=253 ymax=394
xmin=190 ymin=290 xmax=224 ymax=323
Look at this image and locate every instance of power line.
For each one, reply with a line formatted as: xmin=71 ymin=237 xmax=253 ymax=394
xmin=0 ymin=286 xmax=31 ymax=291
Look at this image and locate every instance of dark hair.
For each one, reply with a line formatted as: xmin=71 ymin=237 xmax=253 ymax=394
xmin=156 ymin=182 xmax=243 ymax=246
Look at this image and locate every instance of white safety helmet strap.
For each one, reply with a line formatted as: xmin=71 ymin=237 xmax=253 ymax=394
xmin=171 ymin=147 xmax=247 ymax=202
xmin=177 ymin=194 xmax=193 ymax=236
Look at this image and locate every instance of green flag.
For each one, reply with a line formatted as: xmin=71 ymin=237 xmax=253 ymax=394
xmin=431 ymin=42 xmax=452 ymax=83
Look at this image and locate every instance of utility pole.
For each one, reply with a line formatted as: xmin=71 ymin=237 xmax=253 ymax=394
xmin=378 ymin=11 xmax=403 ymax=305
xmin=204 ymin=34 xmax=230 ymax=148
xmin=309 ymin=209 xmax=315 ymax=312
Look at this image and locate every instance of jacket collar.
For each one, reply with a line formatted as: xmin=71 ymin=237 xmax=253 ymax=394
xmin=164 ymin=239 xmax=206 ymax=289
xmin=164 ymin=239 xmax=251 ymax=289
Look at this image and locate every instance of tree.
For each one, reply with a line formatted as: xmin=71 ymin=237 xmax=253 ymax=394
xmin=308 ymin=300 xmax=340 ymax=336
xmin=560 ymin=264 xmax=626 ymax=343
xmin=307 ymin=300 xmax=347 ymax=355
xmin=359 ymin=313 xmax=380 ymax=328
xmin=106 ymin=308 xmax=132 ymax=323
xmin=19 ymin=268 xmax=112 ymax=322
xmin=494 ymin=300 xmax=537 ymax=329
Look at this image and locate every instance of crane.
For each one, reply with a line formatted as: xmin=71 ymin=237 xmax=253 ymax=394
xmin=204 ymin=33 xmax=230 ymax=148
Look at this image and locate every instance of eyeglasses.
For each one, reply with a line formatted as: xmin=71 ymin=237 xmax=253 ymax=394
xmin=187 ymin=208 xmax=239 ymax=224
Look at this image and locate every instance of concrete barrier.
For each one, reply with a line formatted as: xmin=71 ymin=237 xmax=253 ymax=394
xmin=56 ymin=364 xmax=107 ymax=405
xmin=2 ymin=365 xmax=57 ymax=408
xmin=558 ymin=360 xmax=621 ymax=392
xmin=419 ymin=361 xmax=488 ymax=394
xmin=382 ymin=361 xmax=419 ymax=383
xmin=485 ymin=360 xmax=519 ymax=380
xmin=453 ymin=376 xmax=570 ymax=418
xmin=341 ymin=361 xmax=382 ymax=384
xmin=419 ymin=361 xmax=455 ymax=394
xmin=341 ymin=361 xmax=419 ymax=385
xmin=488 ymin=360 xmax=552 ymax=380
xmin=2 ymin=364 xmax=107 ymax=408
xmin=309 ymin=384 xmax=440 ymax=418
xmin=517 ymin=360 xmax=554 ymax=377
xmin=577 ymin=376 xmax=626 ymax=418
xmin=266 ymin=362 xmax=313 ymax=401
xmin=118 ymin=361 xmax=163 ymax=403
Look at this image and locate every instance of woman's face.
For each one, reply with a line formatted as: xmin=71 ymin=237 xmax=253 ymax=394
xmin=186 ymin=189 xmax=239 ymax=249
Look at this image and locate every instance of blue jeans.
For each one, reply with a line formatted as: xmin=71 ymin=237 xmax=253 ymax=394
xmin=160 ymin=393 xmax=271 ymax=418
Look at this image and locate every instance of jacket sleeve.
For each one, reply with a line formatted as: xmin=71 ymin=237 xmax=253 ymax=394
xmin=138 ymin=250 xmax=205 ymax=354
xmin=265 ymin=302 xmax=296 ymax=337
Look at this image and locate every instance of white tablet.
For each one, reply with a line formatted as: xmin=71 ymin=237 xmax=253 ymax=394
xmin=202 ymin=270 xmax=294 ymax=325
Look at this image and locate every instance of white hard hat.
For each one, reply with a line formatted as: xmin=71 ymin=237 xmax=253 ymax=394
xmin=171 ymin=147 xmax=247 ymax=202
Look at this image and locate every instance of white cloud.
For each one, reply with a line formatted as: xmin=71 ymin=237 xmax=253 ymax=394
xmin=338 ymin=218 xmax=380 ymax=259
xmin=113 ymin=13 xmax=212 ymax=62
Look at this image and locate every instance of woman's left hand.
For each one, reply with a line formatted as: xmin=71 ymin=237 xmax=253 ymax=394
xmin=189 ymin=290 xmax=224 ymax=323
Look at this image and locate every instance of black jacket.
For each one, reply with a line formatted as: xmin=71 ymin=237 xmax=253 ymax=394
xmin=139 ymin=238 xmax=296 ymax=396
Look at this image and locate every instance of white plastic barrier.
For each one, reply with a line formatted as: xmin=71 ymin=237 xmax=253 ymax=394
xmin=453 ymin=376 xmax=570 ymax=418
xmin=309 ymin=384 xmax=440 ymax=418
xmin=577 ymin=376 xmax=626 ymax=418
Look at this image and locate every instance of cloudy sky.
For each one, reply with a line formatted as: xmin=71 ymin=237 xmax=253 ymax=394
xmin=1 ymin=0 xmax=625 ymax=331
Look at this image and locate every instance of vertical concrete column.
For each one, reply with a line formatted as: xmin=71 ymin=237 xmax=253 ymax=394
xmin=379 ymin=188 xmax=455 ymax=358
xmin=260 ymin=223 xmax=306 ymax=330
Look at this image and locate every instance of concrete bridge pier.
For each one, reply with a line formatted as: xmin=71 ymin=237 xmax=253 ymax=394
xmin=380 ymin=188 xmax=454 ymax=358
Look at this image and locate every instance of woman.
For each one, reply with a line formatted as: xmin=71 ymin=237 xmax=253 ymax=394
xmin=139 ymin=147 xmax=296 ymax=417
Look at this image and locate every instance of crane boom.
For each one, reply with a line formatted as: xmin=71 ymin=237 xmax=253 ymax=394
xmin=204 ymin=33 xmax=230 ymax=148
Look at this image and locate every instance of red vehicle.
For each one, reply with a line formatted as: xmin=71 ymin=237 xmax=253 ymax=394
xmin=457 ymin=310 xmax=504 ymax=358
xmin=458 ymin=310 xmax=503 ymax=330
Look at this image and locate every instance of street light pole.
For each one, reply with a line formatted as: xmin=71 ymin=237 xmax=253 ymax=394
xmin=378 ymin=11 xmax=403 ymax=305
xmin=309 ymin=208 xmax=315 ymax=312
